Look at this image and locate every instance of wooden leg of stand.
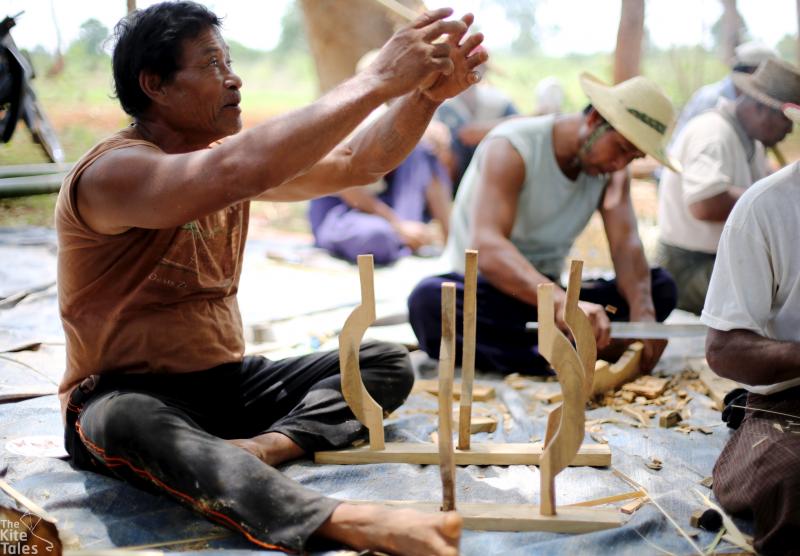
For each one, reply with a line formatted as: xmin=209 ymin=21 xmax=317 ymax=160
xmin=340 ymin=254 xmax=385 ymax=450
xmin=458 ymin=249 xmax=478 ymax=450
xmin=438 ymin=282 xmax=457 ymax=511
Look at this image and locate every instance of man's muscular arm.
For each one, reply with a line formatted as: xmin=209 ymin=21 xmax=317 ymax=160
xmin=259 ymin=15 xmax=487 ymax=202
xmin=78 ymin=9 xmax=466 ymax=234
xmin=707 ymin=328 xmax=800 ymax=385
xmin=471 ymin=139 xmax=611 ymax=346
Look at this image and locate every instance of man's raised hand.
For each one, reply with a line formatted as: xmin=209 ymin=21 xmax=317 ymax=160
xmin=420 ymin=13 xmax=488 ymax=102
xmin=363 ymin=8 xmax=468 ymax=100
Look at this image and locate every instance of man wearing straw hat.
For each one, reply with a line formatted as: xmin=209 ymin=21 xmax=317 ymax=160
xmin=671 ymin=41 xmax=778 ymax=140
xmin=408 ymin=73 xmax=679 ymax=375
xmin=702 ymin=103 xmax=800 ymax=554
xmin=657 ymin=58 xmax=799 ymax=315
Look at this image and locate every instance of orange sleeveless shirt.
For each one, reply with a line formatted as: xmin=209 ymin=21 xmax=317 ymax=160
xmin=56 ymin=127 xmax=248 ymax=419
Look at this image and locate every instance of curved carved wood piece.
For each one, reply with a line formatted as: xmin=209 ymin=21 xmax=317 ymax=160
xmin=340 ymin=254 xmax=385 ymax=450
xmin=438 ymin=282 xmax=457 ymax=511
xmin=545 ymin=260 xmax=596 ymax=451
xmin=537 ymin=283 xmax=586 ymax=516
xmin=564 ymin=260 xmax=596 ymax=400
xmin=458 ymin=250 xmax=478 ymax=450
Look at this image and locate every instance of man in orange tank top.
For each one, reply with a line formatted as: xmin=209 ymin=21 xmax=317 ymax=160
xmin=56 ymin=2 xmax=487 ymax=554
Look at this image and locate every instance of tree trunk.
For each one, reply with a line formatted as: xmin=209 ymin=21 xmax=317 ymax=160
xmin=796 ymin=0 xmax=800 ymax=65
xmin=613 ymin=0 xmax=645 ymax=83
xmin=300 ymin=0 xmax=424 ymax=94
xmin=720 ymin=0 xmax=741 ymax=62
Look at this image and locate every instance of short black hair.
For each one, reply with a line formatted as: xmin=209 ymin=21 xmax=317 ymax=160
xmin=112 ymin=1 xmax=221 ymax=117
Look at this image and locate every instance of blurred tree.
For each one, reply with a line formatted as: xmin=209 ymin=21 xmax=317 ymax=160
xmin=274 ymin=1 xmax=308 ymax=55
xmin=66 ymin=18 xmax=110 ymax=70
xmin=506 ymin=0 xmax=539 ymax=54
xmin=78 ymin=18 xmax=110 ymax=58
xmin=776 ymin=34 xmax=798 ymax=63
xmin=300 ymin=0 xmax=423 ymax=93
xmin=46 ymin=0 xmax=64 ymax=77
xmin=712 ymin=0 xmax=746 ymax=62
xmin=614 ymin=0 xmax=645 ymax=83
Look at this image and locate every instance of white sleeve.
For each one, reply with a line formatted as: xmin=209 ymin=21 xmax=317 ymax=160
xmin=680 ymin=136 xmax=734 ymax=205
xmin=701 ymin=215 xmax=772 ymax=333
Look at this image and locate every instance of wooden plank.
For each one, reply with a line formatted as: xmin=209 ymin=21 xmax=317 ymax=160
xmin=452 ymin=414 xmax=497 ymax=434
xmin=458 ymin=249 xmax=478 ymax=450
xmin=315 ymin=441 xmax=611 ymax=466
xmin=349 ymin=500 xmax=622 ymax=532
xmin=622 ymin=375 xmax=668 ymax=399
xmin=0 ymin=173 xmax=66 ymax=198
xmin=658 ymin=410 xmax=681 ymax=428
xmin=0 ymin=162 xmax=72 ymax=178
xmin=620 ymin=498 xmax=645 ymax=515
xmin=339 ymin=255 xmax=384 ymax=450
xmin=567 ymin=489 xmax=646 ymax=508
xmin=0 ymin=384 xmax=57 ymax=403
xmin=415 ymin=379 xmax=495 ymax=402
xmin=591 ymin=342 xmax=644 ymax=396
xmin=438 ymin=282 xmax=457 ymax=511
xmin=696 ymin=364 xmax=741 ymax=411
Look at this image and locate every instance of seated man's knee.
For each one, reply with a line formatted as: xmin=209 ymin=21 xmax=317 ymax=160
xmin=362 ymin=226 xmax=404 ymax=265
xmin=408 ymin=277 xmax=443 ymax=321
xmin=86 ymin=392 xmax=168 ymax=447
xmin=361 ymin=340 xmax=414 ymax=411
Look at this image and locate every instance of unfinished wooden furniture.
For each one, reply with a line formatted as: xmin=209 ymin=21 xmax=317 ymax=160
xmin=362 ymin=278 xmax=621 ymax=532
xmin=314 ymin=252 xmax=612 ymax=467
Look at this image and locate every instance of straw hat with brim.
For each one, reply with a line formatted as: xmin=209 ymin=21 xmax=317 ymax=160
xmin=732 ymin=58 xmax=800 ymax=110
xmin=579 ymin=72 xmax=680 ymax=172
xmin=784 ymin=103 xmax=800 ymax=124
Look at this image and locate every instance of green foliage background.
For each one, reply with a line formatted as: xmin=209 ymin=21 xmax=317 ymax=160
xmin=1 ymin=4 xmax=797 ymax=227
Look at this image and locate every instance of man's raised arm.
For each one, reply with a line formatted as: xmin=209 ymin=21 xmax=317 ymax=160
xmin=259 ymin=14 xmax=487 ymax=202
xmin=78 ymin=9 xmax=469 ymax=234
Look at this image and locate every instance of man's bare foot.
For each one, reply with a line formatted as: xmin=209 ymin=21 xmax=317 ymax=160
xmin=227 ymin=432 xmax=305 ymax=466
xmin=316 ymin=502 xmax=462 ymax=556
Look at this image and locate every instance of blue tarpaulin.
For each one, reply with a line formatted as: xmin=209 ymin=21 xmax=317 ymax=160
xmin=0 ymin=227 xmax=750 ymax=554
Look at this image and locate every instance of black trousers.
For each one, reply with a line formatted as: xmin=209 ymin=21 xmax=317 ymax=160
xmin=407 ymin=268 xmax=677 ymax=374
xmin=64 ymin=341 xmax=413 ymax=553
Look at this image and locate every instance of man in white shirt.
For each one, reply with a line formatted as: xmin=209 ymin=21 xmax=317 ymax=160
xmin=670 ymin=41 xmax=777 ymax=140
xmin=658 ymin=58 xmax=799 ymax=314
xmin=702 ymin=103 xmax=800 ymax=554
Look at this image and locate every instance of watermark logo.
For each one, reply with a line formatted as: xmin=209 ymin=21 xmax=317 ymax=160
xmin=0 ymin=513 xmax=56 ymax=555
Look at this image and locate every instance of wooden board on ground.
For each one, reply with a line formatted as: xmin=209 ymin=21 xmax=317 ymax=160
xmin=0 ymin=384 xmax=57 ymax=403
xmin=415 ymin=379 xmax=495 ymax=401
xmin=621 ymin=375 xmax=668 ymax=399
xmin=453 ymin=414 xmax=497 ymax=434
xmin=695 ymin=363 xmax=741 ymax=411
xmin=315 ymin=441 xmax=611 ymax=466
xmin=349 ymin=500 xmax=622 ymax=532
